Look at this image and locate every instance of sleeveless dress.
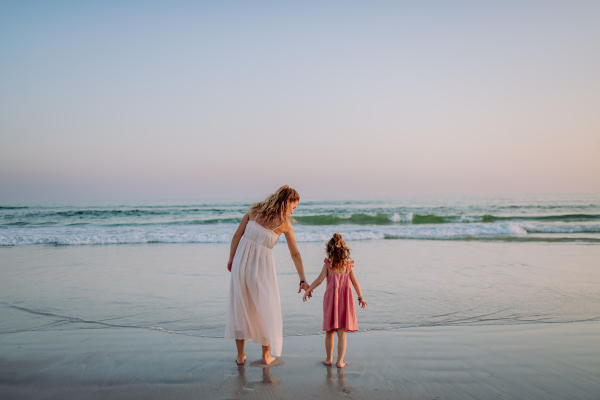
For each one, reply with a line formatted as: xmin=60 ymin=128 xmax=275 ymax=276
xmin=225 ymin=220 xmax=284 ymax=356
xmin=322 ymin=259 xmax=358 ymax=332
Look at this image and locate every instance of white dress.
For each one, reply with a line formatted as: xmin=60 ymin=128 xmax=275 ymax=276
xmin=225 ymin=220 xmax=283 ymax=356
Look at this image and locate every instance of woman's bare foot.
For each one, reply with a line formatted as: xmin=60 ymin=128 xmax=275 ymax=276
xmin=323 ymin=359 xmax=333 ymax=366
xmin=336 ymin=361 xmax=346 ymax=368
xmin=236 ymin=355 xmax=246 ymax=365
xmin=263 ymin=354 xmax=276 ymax=365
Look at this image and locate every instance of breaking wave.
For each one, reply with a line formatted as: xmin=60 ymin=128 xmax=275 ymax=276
xmin=1 ymin=221 xmax=599 ymax=246
xmin=2 ymin=195 xmax=599 ymax=245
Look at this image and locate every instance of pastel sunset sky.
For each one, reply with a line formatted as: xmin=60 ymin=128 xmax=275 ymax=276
xmin=1 ymin=1 xmax=599 ymax=200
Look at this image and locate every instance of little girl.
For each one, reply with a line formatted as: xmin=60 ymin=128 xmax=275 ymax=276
xmin=303 ymin=233 xmax=367 ymax=368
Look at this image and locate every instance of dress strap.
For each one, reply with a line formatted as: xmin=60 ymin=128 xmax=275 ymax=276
xmin=346 ymin=260 xmax=354 ymax=274
xmin=272 ymin=221 xmax=285 ymax=232
xmin=324 ymin=258 xmax=333 ymax=270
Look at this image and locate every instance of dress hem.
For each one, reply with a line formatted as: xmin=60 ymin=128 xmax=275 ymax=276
xmin=322 ymin=326 xmax=358 ymax=333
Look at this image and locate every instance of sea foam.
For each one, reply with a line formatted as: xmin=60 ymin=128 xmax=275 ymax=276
xmin=2 ymin=195 xmax=599 ymax=245
xmin=2 ymin=221 xmax=599 ymax=246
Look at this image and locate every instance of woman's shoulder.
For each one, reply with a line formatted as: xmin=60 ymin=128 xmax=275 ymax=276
xmin=279 ymin=217 xmax=293 ymax=231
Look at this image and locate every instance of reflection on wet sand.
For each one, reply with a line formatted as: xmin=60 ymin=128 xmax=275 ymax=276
xmin=233 ymin=364 xmax=280 ymax=397
xmin=326 ymin=364 xmax=349 ymax=393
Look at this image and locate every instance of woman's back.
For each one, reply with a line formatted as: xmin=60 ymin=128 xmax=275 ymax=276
xmin=243 ymin=220 xmax=281 ymax=249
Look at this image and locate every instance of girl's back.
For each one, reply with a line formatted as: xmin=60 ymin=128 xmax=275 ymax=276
xmin=302 ymin=232 xmax=366 ymax=368
xmin=323 ymin=259 xmax=358 ymax=332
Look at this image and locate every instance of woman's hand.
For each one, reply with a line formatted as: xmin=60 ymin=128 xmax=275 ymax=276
xmin=302 ymin=290 xmax=312 ymax=302
xmin=359 ymin=299 xmax=367 ymax=309
xmin=298 ymin=281 xmax=310 ymax=293
xmin=299 ymin=282 xmax=311 ymax=298
xmin=227 ymin=259 xmax=233 ymax=272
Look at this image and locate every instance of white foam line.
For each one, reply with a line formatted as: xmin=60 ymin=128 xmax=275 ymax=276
xmin=1 ymin=222 xmax=599 ymax=246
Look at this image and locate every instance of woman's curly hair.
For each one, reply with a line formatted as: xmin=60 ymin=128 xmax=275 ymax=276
xmin=326 ymin=233 xmax=351 ymax=272
xmin=249 ymin=185 xmax=300 ymax=229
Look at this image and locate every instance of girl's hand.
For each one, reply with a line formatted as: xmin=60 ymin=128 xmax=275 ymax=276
xmin=227 ymin=260 xmax=233 ymax=272
xmin=359 ymin=299 xmax=367 ymax=309
xmin=303 ymin=290 xmax=312 ymax=302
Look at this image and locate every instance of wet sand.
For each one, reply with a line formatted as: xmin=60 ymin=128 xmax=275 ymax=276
xmin=1 ymin=322 xmax=599 ymax=399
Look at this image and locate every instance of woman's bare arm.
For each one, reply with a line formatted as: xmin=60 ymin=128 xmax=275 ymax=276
xmin=227 ymin=213 xmax=249 ymax=271
xmin=283 ymin=222 xmax=309 ymax=293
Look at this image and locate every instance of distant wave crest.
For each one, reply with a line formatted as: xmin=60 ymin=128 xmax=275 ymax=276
xmin=295 ymin=213 xmax=600 ymax=225
xmin=2 ymin=221 xmax=599 ymax=246
xmin=2 ymin=196 xmax=599 ymax=245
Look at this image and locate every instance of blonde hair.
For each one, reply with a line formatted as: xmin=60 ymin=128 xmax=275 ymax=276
xmin=326 ymin=233 xmax=351 ymax=272
xmin=249 ymin=185 xmax=300 ymax=229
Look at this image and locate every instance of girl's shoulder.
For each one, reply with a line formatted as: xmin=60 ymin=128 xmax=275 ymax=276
xmin=323 ymin=258 xmax=354 ymax=264
xmin=324 ymin=258 xmax=354 ymax=274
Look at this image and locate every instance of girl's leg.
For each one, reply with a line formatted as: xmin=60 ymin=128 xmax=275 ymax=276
xmin=262 ymin=345 xmax=275 ymax=365
xmin=324 ymin=330 xmax=335 ymax=365
xmin=336 ymin=328 xmax=347 ymax=368
xmin=235 ymin=339 xmax=246 ymax=364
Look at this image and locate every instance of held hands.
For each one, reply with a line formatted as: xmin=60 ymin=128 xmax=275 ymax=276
xmin=359 ymin=299 xmax=368 ymax=309
xmin=298 ymin=281 xmax=309 ymax=293
xmin=298 ymin=281 xmax=311 ymax=298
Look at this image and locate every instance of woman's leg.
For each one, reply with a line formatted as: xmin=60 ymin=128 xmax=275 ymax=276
xmin=324 ymin=330 xmax=335 ymax=365
xmin=262 ymin=345 xmax=275 ymax=365
xmin=235 ymin=339 xmax=246 ymax=364
xmin=336 ymin=328 xmax=347 ymax=368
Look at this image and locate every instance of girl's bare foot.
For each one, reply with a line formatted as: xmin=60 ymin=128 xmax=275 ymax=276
xmin=236 ymin=355 xmax=246 ymax=365
xmin=323 ymin=359 xmax=333 ymax=366
xmin=263 ymin=354 xmax=276 ymax=365
xmin=336 ymin=361 xmax=346 ymax=368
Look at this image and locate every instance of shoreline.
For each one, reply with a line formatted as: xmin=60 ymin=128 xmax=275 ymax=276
xmin=1 ymin=322 xmax=599 ymax=399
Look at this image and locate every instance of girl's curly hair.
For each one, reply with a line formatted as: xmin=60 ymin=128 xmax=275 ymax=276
xmin=249 ymin=185 xmax=300 ymax=229
xmin=326 ymin=233 xmax=351 ymax=272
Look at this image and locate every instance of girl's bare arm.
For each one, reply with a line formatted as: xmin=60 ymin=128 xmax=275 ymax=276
xmin=227 ymin=213 xmax=250 ymax=271
xmin=303 ymin=264 xmax=328 ymax=301
xmin=350 ymin=270 xmax=367 ymax=308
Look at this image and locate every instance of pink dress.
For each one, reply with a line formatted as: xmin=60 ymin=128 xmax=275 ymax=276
xmin=322 ymin=259 xmax=358 ymax=332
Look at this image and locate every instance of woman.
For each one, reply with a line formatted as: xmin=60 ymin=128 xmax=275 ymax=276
xmin=225 ymin=185 xmax=310 ymax=365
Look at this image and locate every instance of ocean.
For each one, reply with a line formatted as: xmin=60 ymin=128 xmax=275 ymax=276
xmin=1 ymin=194 xmax=599 ymax=339
xmin=1 ymin=193 xmax=599 ymax=245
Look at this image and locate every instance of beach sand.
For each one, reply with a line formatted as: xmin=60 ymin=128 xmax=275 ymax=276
xmin=1 ymin=322 xmax=599 ymax=399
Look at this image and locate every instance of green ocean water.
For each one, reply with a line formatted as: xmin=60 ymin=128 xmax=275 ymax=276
xmin=1 ymin=193 xmax=599 ymax=245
